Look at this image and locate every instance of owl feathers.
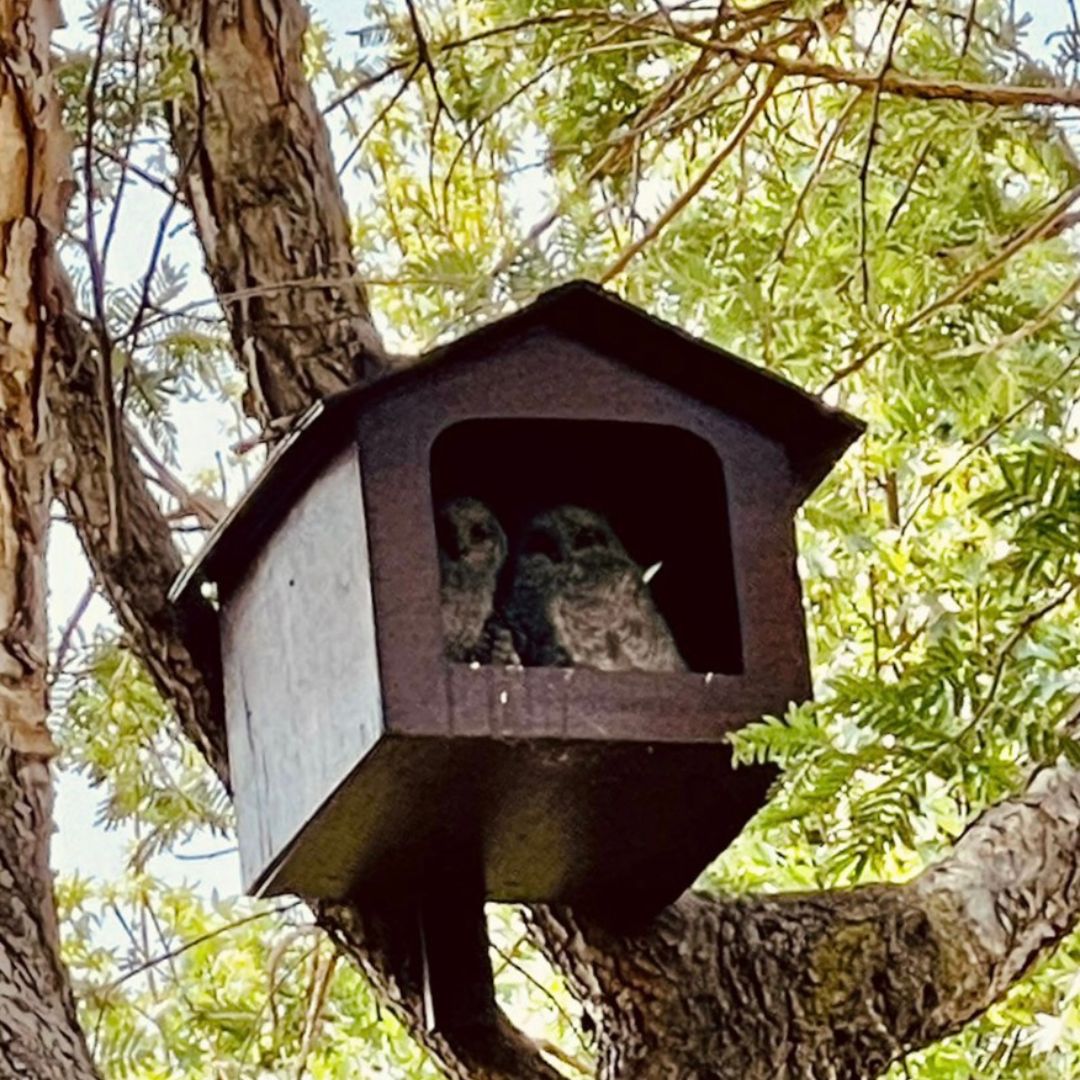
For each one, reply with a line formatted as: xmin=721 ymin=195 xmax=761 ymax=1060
xmin=503 ymin=505 xmax=686 ymax=673
xmin=435 ymin=497 xmax=519 ymax=664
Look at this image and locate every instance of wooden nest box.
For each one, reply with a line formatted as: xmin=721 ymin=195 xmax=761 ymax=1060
xmin=173 ymin=281 xmax=861 ymax=919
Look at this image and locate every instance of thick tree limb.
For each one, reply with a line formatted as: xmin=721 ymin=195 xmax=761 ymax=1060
xmin=320 ymin=901 xmax=563 ymax=1080
xmin=48 ymin=311 xmax=230 ymax=776
xmin=528 ymin=755 xmax=1080 ymax=1079
xmin=156 ymin=0 xmax=386 ymax=426
xmin=0 ymin=2 xmax=100 ymax=1075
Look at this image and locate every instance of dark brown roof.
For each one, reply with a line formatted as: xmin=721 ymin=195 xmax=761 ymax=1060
xmin=171 ymin=280 xmax=863 ymax=603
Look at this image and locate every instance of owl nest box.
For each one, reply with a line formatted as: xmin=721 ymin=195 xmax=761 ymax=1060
xmin=173 ymin=281 xmax=861 ymax=917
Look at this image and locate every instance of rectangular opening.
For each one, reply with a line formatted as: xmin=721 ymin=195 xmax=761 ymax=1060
xmin=431 ymin=419 xmax=742 ymax=674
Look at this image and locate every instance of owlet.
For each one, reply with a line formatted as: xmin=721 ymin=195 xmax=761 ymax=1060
xmin=503 ymin=505 xmax=686 ymax=672
xmin=435 ymin=497 xmax=519 ymax=665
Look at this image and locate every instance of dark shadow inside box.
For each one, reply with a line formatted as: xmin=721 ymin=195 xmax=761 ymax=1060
xmin=430 ymin=418 xmax=742 ymax=674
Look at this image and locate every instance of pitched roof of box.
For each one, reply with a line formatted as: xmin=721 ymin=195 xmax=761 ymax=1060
xmin=171 ymin=280 xmax=862 ymax=603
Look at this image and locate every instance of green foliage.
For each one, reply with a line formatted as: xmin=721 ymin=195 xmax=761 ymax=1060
xmin=53 ymin=0 xmax=1080 ymax=1076
xmin=60 ymin=875 xmax=442 ymax=1079
xmin=62 ymin=642 xmax=233 ymax=870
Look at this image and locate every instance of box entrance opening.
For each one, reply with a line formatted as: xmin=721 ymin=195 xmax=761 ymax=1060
xmin=431 ymin=419 xmax=742 ymax=674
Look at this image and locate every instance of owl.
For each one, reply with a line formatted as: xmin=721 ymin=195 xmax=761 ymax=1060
xmin=503 ymin=505 xmax=686 ymax=672
xmin=435 ymin=496 xmax=519 ymax=664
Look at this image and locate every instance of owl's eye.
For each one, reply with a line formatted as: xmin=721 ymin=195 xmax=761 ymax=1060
xmin=573 ymin=527 xmax=607 ymax=551
xmin=469 ymin=522 xmax=491 ymax=544
xmin=522 ymin=529 xmax=563 ymax=563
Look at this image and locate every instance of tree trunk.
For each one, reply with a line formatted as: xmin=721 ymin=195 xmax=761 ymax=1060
xmin=10 ymin=1 xmax=1080 ymax=1078
xmin=158 ymin=0 xmax=386 ymax=427
xmin=0 ymin=2 xmax=100 ymax=1076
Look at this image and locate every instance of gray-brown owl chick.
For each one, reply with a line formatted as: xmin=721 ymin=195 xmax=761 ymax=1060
xmin=503 ymin=505 xmax=686 ymax=672
xmin=436 ymin=497 xmax=519 ymax=664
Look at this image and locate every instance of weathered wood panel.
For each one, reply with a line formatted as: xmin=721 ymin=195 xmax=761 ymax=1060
xmin=253 ymin=732 xmax=772 ymax=911
xmin=222 ymin=448 xmax=383 ymax=891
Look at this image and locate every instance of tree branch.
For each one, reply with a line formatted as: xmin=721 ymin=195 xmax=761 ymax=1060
xmin=857 ymin=0 xmax=914 ymax=305
xmin=49 ymin=305 xmax=230 ymax=776
xmin=155 ymin=0 xmax=387 ymax=427
xmin=629 ymin=16 xmax=1080 ymax=110
xmin=319 ymin=901 xmax=563 ymax=1080
xmin=600 ymin=68 xmax=781 ymax=282
xmin=823 ymin=181 xmax=1080 ymax=390
xmin=527 ymin=729 xmax=1080 ymax=1079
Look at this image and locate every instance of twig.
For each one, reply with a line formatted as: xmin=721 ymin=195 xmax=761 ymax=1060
xmin=966 ymin=586 xmax=1076 ymax=734
xmin=172 ymin=845 xmax=237 ymax=861
xmin=236 ymin=935 xmax=322 ymax=1068
xmin=777 ymin=90 xmax=861 ymax=259
xmin=119 ymin=99 xmax=203 ymax=370
xmin=230 ymin=412 xmax=302 ymax=455
xmin=884 ymin=137 xmax=932 ymax=231
xmin=102 ymin=10 xmax=146 ymax=264
xmin=93 ymin=143 xmax=178 ymax=198
xmin=82 ymin=0 xmax=115 ymax=316
xmin=82 ymin=0 xmax=122 ymax=556
xmin=50 ymin=582 xmax=96 ymax=684
xmin=96 ymin=904 xmax=300 ymax=994
xmin=475 ymin=54 xmax=746 ymax=287
xmin=822 ymin=182 xmax=1080 ymax=390
xmin=146 ymin=901 xmax=197 ymax=1014
xmin=126 ymin=421 xmax=226 ymax=528
xmin=961 ymin=0 xmax=978 ymax=56
xmin=401 ymin=0 xmax=454 ymax=216
xmin=600 ymin=68 xmax=781 ymax=282
xmin=536 ymin=1038 xmax=592 ymax=1076
xmin=325 ymin=58 xmax=413 ymax=114
xmin=336 ymin=62 xmax=420 ymax=177
xmin=903 ymin=185 xmax=1080 ymax=326
xmin=121 ymin=192 xmax=182 ymax=382
xmin=899 ymin=279 xmax=1080 ymax=533
xmin=292 ymin=948 xmax=338 ymax=1080
xmin=441 ymin=31 xmax=677 ymax=207
xmin=858 ymin=0 xmax=914 ymax=305
xmin=403 ymin=0 xmax=453 ymax=123
xmin=492 ymin=942 xmax=586 ymax=1047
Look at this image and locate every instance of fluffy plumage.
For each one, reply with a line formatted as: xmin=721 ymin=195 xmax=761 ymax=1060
xmin=503 ymin=505 xmax=686 ymax=672
xmin=435 ymin=496 xmax=519 ymax=664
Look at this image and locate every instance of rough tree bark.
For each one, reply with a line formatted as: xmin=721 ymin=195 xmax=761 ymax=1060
xmin=158 ymin=0 xmax=386 ymax=426
xmin=530 ymin=757 xmax=1080 ymax=1075
xmin=0 ymin=2 xmax=100 ymax=1076
xmin=7 ymin=1 xmax=1080 ymax=1078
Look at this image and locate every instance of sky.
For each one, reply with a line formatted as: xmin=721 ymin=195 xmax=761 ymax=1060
xmin=47 ymin=0 xmax=1080 ymax=908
